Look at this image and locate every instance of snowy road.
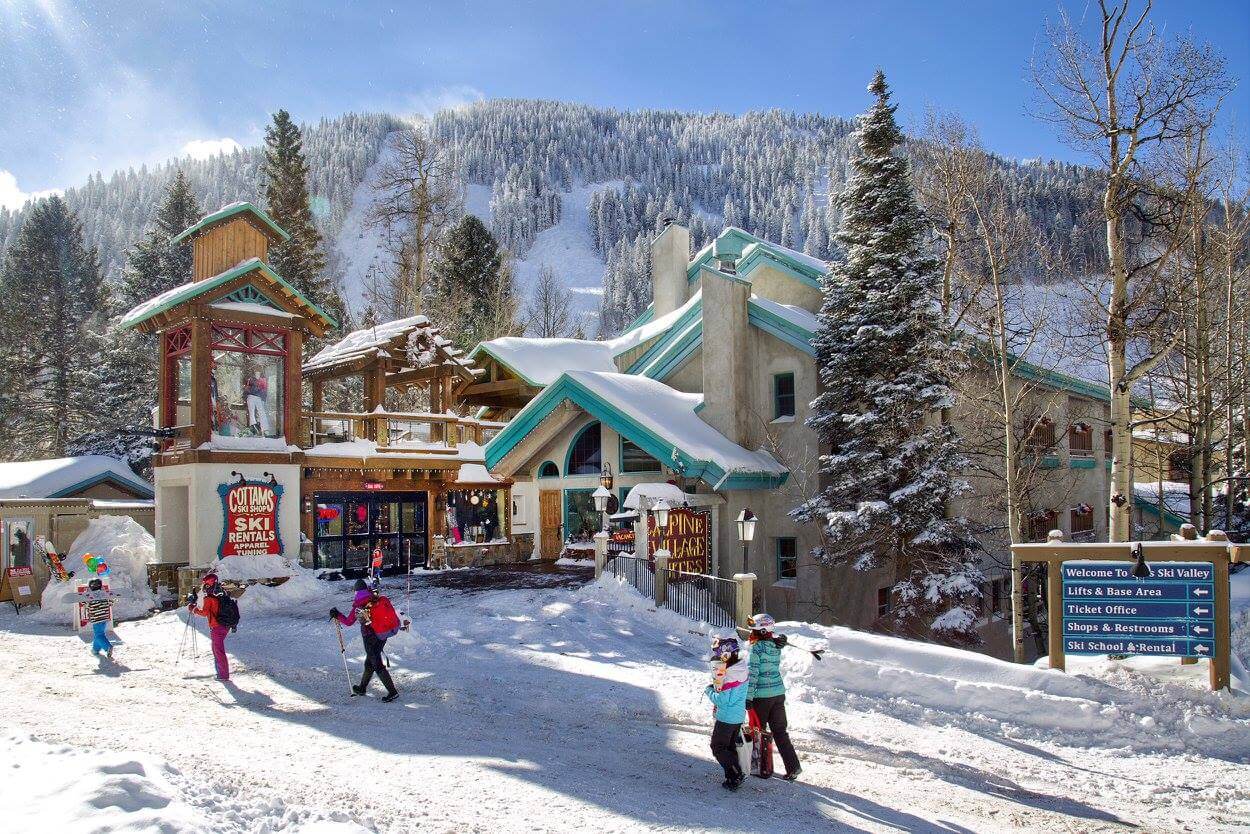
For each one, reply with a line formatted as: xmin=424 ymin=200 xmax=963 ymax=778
xmin=2 ymin=568 xmax=1247 ymax=833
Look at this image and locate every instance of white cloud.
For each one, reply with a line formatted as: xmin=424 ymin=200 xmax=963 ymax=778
xmin=0 ymin=170 xmax=61 ymax=211
xmin=181 ymin=137 xmax=243 ymax=160
xmin=403 ymin=85 xmax=485 ymax=122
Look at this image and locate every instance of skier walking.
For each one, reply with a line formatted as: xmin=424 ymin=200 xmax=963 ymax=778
xmin=80 ymin=578 xmax=115 ymax=658
xmin=745 ymin=614 xmax=801 ymax=781
xmin=704 ymin=634 xmax=749 ymax=791
xmin=330 ymin=579 xmax=401 ymax=702
xmin=188 ymin=573 xmax=239 ymax=681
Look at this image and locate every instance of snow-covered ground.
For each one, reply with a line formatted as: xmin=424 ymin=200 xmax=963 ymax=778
xmin=4 ymin=567 xmax=1249 ymax=832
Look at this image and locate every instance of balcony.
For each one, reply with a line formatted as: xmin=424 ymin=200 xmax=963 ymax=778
xmin=304 ymin=410 xmax=504 ymax=454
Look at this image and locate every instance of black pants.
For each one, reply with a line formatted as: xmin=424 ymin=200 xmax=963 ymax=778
xmin=710 ymin=720 xmax=743 ymax=779
xmin=360 ymin=630 xmax=397 ymax=696
xmin=752 ymin=694 xmax=801 ymax=775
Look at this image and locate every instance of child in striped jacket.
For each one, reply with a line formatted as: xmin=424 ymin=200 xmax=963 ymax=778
xmin=79 ymin=579 xmax=116 ymax=658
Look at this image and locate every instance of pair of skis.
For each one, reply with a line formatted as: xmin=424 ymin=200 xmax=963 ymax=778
xmin=740 ymin=709 xmax=774 ymax=779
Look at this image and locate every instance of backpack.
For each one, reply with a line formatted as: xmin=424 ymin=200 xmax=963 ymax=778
xmin=368 ymin=595 xmax=400 ymax=639
xmin=214 ymin=590 xmax=241 ymax=632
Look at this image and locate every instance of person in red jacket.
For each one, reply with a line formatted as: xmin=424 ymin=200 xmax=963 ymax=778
xmin=189 ymin=573 xmax=230 ymax=681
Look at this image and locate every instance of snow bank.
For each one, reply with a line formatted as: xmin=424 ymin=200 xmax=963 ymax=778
xmin=586 ymin=575 xmax=1250 ymax=759
xmin=0 ymin=733 xmax=371 ymax=833
xmin=37 ymin=516 xmax=158 ymax=625
xmin=204 ymin=556 xmax=336 ymax=616
xmin=211 ymin=554 xmax=295 ymax=582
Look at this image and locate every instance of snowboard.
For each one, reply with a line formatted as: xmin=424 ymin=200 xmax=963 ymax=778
xmin=37 ymin=536 xmax=72 ymax=582
xmin=747 ymin=709 xmax=774 ymax=778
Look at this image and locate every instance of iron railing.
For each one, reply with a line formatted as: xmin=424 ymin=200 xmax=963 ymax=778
xmin=659 ymin=565 xmax=737 ymax=629
xmin=607 ymin=554 xmax=654 ymax=600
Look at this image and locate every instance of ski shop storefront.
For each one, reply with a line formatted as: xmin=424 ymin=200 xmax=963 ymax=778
xmin=300 ymin=315 xmax=512 ymax=575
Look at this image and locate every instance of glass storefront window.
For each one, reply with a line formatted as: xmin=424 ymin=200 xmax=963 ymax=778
xmin=446 ymin=488 xmax=505 ymax=544
xmin=312 ymin=492 xmax=429 ymax=573
xmin=175 ymin=357 xmax=192 ymax=426
xmin=210 ymin=349 xmax=285 ymax=439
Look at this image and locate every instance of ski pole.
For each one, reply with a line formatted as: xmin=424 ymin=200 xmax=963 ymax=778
xmin=334 ymin=620 xmax=354 ymax=695
xmin=736 ymin=625 xmax=823 ymax=661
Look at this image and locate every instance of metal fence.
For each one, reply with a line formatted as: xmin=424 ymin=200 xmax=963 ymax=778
xmin=659 ymin=565 xmax=737 ymax=629
xmin=608 ymin=554 xmax=654 ymax=599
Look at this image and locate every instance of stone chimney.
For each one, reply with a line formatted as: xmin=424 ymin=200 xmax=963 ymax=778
xmin=697 ymin=265 xmax=752 ymax=447
xmin=650 ymin=219 xmax=691 ymax=318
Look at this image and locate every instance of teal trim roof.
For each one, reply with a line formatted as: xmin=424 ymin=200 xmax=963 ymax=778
xmin=170 ymin=202 xmax=291 ymax=245
xmin=485 ymin=371 xmax=787 ymax=490
xmin=119 ymin=258 xmax=337 ymax=331
xmin=0 ymin=455 xmax=153 ymax=499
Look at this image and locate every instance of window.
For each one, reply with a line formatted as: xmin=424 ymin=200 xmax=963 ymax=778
xmin=564 ymin=489 xmax=599 ymax=542
xmin=621 ymin=438 xmax=661 ymax=473
xmin=312 ymin=493 xmax=427 ymax=573
xmin=990 ymin=578 xmax=1005 ymax=614
xmin=1026 ymin=510 xmax=1059 ymax=542
xmin=211 ymin=349 xmax=286 ymax=439
xmin=1025 ymin=417 xmax=1056 ymax=456
xmin=773 ymin=373 xmax=796 ymax=419
xmin=566 ymin=422 xmax=602 ymax=475
xmin=538 ymin=461 xmax=560 ymax=478
xmin=877 ymin=586 xmax=893 ymax=618
xmin=775 ymin=537 xmax=797 ymax=580
xmin=1069 ymin=423 xmax=1093 ymax=457
xmin=447 ymin=488 xmax=507 ymax=544
xmin=1104 ymin=428 xmax=1114 ymax=459
xmin=1070 ymin=505 xmax=1094 ymax=538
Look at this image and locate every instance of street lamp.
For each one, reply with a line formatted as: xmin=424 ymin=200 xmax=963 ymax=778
xmin=736 ymin=508 xmax=757 ymax=574
xmin=592 ymin=485 xmax=613 ymax=532
xmin=653 ymin=499 xmax=671 ymax=532
xmin=599 ymin=463 xmax=614 ymax=491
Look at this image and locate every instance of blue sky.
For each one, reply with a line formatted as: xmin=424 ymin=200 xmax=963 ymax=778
xmin=0 ymin=0 xmax=1246 ymax=207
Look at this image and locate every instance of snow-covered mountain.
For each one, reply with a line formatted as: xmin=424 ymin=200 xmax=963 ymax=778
xmin=0 ymin=100 xmax=1105 ymax=333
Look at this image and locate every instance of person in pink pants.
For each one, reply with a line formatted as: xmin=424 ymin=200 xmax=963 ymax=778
xmin=189 ymin=573 xmax=230 ymax=681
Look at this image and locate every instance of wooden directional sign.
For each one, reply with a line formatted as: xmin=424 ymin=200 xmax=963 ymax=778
xmin=1061 ymin=561 xmax=1215 ymax=658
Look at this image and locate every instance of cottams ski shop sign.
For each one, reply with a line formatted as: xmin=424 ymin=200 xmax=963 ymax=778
xmin=218 ymin=479 xmax=284 ymax=558
xmin=1061 ymin=561 xmax=1215 ymax=658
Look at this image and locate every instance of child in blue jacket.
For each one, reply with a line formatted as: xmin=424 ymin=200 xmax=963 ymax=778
xmin=704 ymin=634 xmax=749 ymax=790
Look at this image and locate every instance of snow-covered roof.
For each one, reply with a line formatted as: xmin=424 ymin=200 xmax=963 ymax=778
xmin=169 ymin=201 xmax=290 ymax=246
xmin=303 ymin=315 xmax=472 ymax=376
xmin=485 ymin=371 xmax=787 ymax=489
xmin=622 ymin=482 xmax=687 ymax=510
xmin=470 ymin=338 xmax=617 ymax=387
xmin=120 ymin=258 xmax=336 ymax=331
xmin=749 ymin=295 xmax=819 ymax=335
xmin=0 ymin=456 xmax=153 ymax=499
xmin=210 ymin=301 xmax=300 ymax=319
xmin=1134 ymin=481 xmax=1191 ymax=523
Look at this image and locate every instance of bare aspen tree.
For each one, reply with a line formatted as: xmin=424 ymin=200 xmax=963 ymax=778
xmin=526 ymin=265 xmax=574 ymax=338
xmin=1031 ymin=0 xmax=1230 ymax=540
xmin=367 ymin=125 xmax=462 ymax=318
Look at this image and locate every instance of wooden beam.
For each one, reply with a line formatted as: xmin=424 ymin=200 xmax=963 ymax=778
xmin=189 ymin=317 xmax=211 ymax=447
xmin=286 ymin=329 xmax=304 ymax=447
xmin=461 ymin=379 xmax=527 ymax=397
xmin=386 ymin=365 xmax=448 ymax=387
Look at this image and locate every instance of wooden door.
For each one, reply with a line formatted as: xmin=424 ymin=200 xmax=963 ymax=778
xmin=539 ymin=490 xmax=562 ymax=559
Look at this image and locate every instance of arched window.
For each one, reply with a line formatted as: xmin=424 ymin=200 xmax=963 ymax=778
xmin=538 ymin=461 xmax=559 ymax=478
xmin=566 ymin=422 xmax=602 ymax=475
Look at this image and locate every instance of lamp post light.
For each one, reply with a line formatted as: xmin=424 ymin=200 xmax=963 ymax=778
xmin=653 ymin=499 xmax=671 ymax=532
xmin=736 ymin=507 xmax=757 ymax=574
xmin=592 ymin=486 xmax=613 ymax=533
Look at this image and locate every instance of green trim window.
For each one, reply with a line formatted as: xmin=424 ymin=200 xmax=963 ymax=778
xmin=566 ymin=422 xmax=602 ymax=476
xmin=773 ymin=372 xmax=796 ymax=419
xmin=564 ymin=488 xmax=598 ymax=542
xmin=538 ymin=461 xmax=560 ymax=478
xmin=775 ymin=537 xmax=797 ymax=580
xmin=620 ymin=437 xmax=661 ymax=473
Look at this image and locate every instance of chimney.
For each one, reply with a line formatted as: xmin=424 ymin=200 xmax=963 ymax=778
xmin=650 ymin=220 xmax=691 ymax=318
xmin=697 ymin=265 xmax=752 ymax=447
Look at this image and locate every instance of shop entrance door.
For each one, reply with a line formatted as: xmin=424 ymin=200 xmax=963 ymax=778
xmin=539 ymin=490 xmax=562 ymax=560
xmin=312 ymin=492 xmax=428 ymax=574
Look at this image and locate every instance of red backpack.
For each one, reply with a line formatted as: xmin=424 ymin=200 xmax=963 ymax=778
xmin=369 ymin=595 xmax=401 ymax=639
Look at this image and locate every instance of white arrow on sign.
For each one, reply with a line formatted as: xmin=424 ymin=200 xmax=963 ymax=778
xmin=1194 ymin=625 xmax=1210 ymax=635
xmin=1193 ymin=587 xmax=1210 ymax=597
xmin=1193 ymin=606 xmax=1211 ymax=616
xmin=1195 ymin=644 xmax=1210 ymax=655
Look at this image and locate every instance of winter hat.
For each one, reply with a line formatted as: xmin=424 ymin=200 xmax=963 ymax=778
xmin=710 ymin=634 xmax=740 ymax=661
xmin=202 ymin=573 xmax=218 ymax=587
xmin=747 ymin=613 xmax=775 ymax=632
xmin=353 ymin=578 xmax=369 ymax=592
xmin=88 ymin=578 xmax=103 ymax=591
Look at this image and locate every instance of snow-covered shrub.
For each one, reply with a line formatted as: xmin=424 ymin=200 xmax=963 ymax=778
xmin=37 ymin=516 xmax=158 ymax=625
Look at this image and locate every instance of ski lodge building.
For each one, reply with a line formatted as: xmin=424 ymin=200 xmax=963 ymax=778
xmin=468 ymin=223 xmax=1119 ymax=650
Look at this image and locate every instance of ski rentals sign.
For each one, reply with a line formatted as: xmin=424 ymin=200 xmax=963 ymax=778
xmin=218 ymin=479 xmax=284 ymax=558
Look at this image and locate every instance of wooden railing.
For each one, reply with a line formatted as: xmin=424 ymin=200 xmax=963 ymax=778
xmin=303 ymin=411 xmax=505 ymax=451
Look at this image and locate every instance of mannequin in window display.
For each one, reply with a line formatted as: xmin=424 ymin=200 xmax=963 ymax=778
xmin=244 ymin=369 xmax=271 ymax=435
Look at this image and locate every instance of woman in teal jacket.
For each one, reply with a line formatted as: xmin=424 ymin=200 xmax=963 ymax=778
xmin=704 ymin=635 xmax=749 ymax=790
xmin=747 ymin=613 xmax=802 ymax=780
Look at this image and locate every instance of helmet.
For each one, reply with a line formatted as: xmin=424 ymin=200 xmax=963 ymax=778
xmin=710 ymin=635 xmax=740 ymax=660
xmin=202 ymin=573 xmax=218 ymax=587
xmin=747 ymin=613 xmax=775 ymax=632
xmin=353 ymin=578 xmax=369 ymax=592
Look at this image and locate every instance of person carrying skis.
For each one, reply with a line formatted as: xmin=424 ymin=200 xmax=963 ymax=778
xmin=745 ymin=613 xmax=801 ymax=781
xmin=330 ymin=579 xmax=400 ymax=702
xmin=188 ymin=573 xmax=238 ymax=681
xmin=80 ymin=578 xmax=115 ymax=658
xmin=704 ymin=634 xmax=749 ymax=791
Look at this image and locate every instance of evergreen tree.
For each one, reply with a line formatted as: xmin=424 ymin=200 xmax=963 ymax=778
xmin=792 ymin=72 xmax=981 ymax=645
xmin=427 ymin=214 xmax=516 ymax=349
xmin=0 ymin=197 xmax=106 ymax=460
xmin=264 ymin=109 xmax=344 ymax=328
xmin=118 ymin=170 xmax=201 ymax=309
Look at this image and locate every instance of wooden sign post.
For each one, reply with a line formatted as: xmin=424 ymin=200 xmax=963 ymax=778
xmin=4 ymin=566 xmax=37 ymax=613
xmin=1010 ymin=532 xmax=1238 ymax=691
